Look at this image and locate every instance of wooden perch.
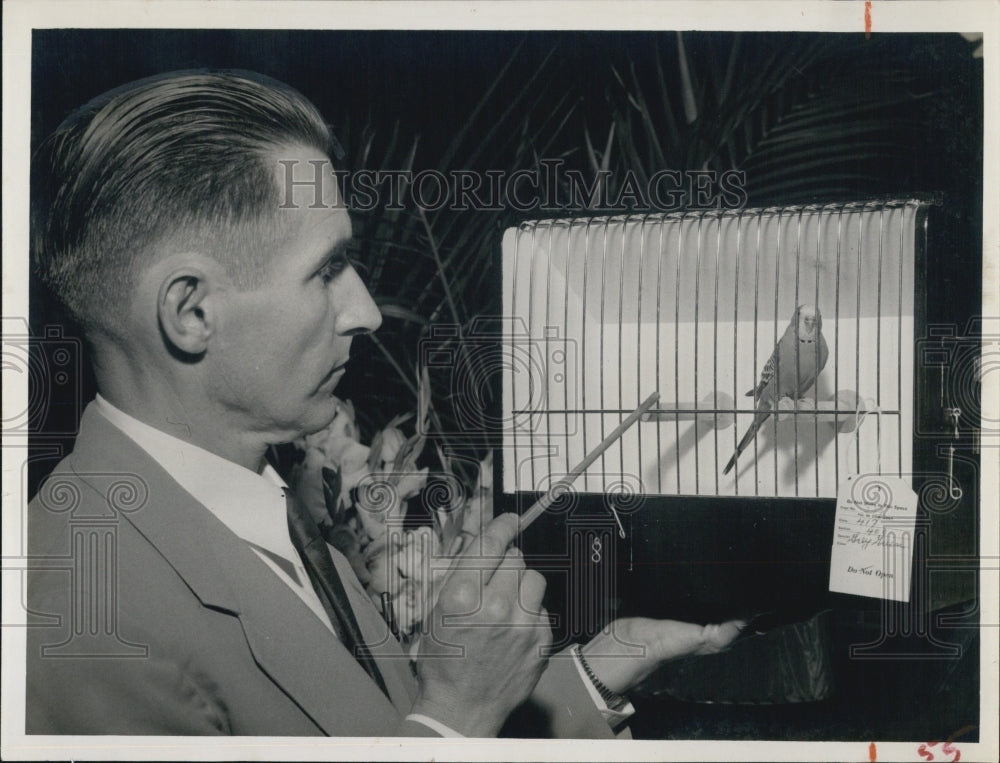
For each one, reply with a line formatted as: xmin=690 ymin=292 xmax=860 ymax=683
xmin=641 ymin=390 xmax=866 ymax=433
xmin=774 ymin=389 xmax=866 ymax=433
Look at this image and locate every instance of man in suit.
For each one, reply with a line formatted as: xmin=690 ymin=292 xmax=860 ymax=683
xmin=27 ymin=69 xmax=742 ymax=738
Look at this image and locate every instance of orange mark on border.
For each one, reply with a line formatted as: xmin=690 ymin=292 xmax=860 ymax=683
xmin=869 ymin=741 xmax=877 ymax=761
xmin=864 ymin=1 xmax=872 ymax=39
xmin=947 ymin=725 xmax=976 ymax=742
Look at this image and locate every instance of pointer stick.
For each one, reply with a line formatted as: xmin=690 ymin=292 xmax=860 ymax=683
xmin=519 ymin=391 xmax=660 ymax=532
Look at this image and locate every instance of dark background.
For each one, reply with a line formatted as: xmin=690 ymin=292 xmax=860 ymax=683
xmin=27 ymin=29 xmax=984 ymax=743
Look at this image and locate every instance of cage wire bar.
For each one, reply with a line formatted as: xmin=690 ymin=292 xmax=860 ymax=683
xmin=501 ymin=199 xmax=922 ymax=499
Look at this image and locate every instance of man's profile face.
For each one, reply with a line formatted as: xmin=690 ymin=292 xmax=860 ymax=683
xmin=206 ymin=144 xmax=382 ymax=443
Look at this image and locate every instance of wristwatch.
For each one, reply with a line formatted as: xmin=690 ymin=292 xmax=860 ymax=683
xmin=573 ymin=644 xmax=630 ymax=712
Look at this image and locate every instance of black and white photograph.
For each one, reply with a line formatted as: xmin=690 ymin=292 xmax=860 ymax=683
xmin=2 ymin=1 xmax=997 ymax=760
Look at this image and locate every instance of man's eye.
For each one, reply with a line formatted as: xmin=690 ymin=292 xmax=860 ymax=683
xmin=318 ymin=256 xmax=350 ymax=284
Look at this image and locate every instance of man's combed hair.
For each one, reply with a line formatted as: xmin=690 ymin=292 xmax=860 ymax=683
xmin=31 ymin=70 xmax=332 ymax=339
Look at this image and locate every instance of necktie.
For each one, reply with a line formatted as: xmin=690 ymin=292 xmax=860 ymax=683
xmin=285 ymin=489 xmax=390 ymax=699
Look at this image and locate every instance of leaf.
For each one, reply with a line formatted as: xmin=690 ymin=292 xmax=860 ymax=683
xmin=369 ymin=334 xmax=419 ymax=398
xmin=366 ymin=429 xmax=384 ymax=471
xmin=599 ymin=122 xmax=616 ymax=175
xmin=321 ymin=466 xmax=345 ymax=526
xmin=676 ymin=31 xmax=698 ymax=125
xmin=435 ymin=443 xmax=451 ymax=475
xmin=393 ymin=431 xmax=426 ymax=473
xmin=386 ymin=412 xmax=414 ymax=429
xmin=375 ymin=302 xmax=431 ymax=327
xmin=418 ymin=365 xmax=432 ymax=435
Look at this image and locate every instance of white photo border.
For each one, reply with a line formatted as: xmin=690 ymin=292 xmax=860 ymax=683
xmin=3 ymin=2 xmax=997 ymax=761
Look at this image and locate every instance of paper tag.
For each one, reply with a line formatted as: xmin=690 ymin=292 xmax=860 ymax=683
xmin=828 ymin=474 xmax=918 ymax=602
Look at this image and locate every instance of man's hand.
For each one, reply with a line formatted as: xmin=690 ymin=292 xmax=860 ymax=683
xmin=580 ymin=617 xmax=745 ymax=695
xmin=409 ymin=513 xmax=552 ymax=737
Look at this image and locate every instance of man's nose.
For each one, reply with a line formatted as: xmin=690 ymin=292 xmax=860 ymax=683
xmin=334 ymin=267 xmax=383 ymax=336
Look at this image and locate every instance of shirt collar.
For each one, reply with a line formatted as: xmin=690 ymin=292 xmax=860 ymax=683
xmin=92 ymin=394 xmax=298 ymax=565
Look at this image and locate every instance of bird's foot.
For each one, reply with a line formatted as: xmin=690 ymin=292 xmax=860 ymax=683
xmin=776 ymin=396 xmax=816 ymax=409
xmin=776 ymin=396 xmax=816 ymax=421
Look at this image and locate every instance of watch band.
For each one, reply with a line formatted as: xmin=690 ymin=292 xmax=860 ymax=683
xmin=573 ymin=644 xmax=630 ymax=712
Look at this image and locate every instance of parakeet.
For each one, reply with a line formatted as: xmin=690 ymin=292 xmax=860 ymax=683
xmin=722 ymin=304 xmax=829 ymax=476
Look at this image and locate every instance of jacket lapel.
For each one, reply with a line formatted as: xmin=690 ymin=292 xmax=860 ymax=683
xmin=325 ymin=543 xmax=418 ymax=709
xmin=68 ymin=404 xmax=413 ymax=734
xmin=204 ymin=522 xmax=405 ymax=734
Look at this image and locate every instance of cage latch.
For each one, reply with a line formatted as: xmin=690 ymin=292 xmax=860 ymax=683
xmin=943 ymin=407 xmax=963 ymax=501
xmin=944 ymin=407 xmax=961 ymax=439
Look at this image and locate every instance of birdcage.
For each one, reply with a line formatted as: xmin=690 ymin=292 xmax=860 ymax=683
xmin=501 ymin=200 xmax=927 ymax=501
xmin=497 ymin=197 xmax=980 ymax=688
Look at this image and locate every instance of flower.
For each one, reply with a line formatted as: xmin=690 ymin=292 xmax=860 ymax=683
xmin=326 ymin=511 xmax=372 ymax=586
xmin=288 ymin=384 xmax=494 ymax=641
xmin=365 ymin=526 xmax=444 ymax=635
xmin=291 ymin=399 xmax=372 ymax=514
xmin=379 ymin=426 xmax=407 ymax=467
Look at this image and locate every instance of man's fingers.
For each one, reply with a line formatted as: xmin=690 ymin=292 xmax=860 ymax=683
xmin=581 ymin=616 xmax=747 ymax=695
xmin=441 ymin=562 xmax=548 ymax=623
xmin=488 ymin=566 xmax=546 ymax=614
xmin=636 ymin=617 xmax=746 ymax=661
xmin=518 ymin=568 xmax=547 ymax=614
xmin=475 ymin=513 xmax=520 ymax=559
xmin=432 ymin=514 xmax=551 ymax=626
xmin=498 ymin=547 xmax=524 ymax=568
xmin=480 ymin=569 xmax=550 ymax=628
xmin=448 ymin=513 xmax=521 ymax=584
xmin=437 ymin=548 xmax=530 ymax=615
xmin=694 ymin=620 xmax=745 ymax=654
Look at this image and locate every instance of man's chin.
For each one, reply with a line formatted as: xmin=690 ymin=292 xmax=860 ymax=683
xmin=298 ymin=397 xmax=344 ymax=438
xmin=266 ymin=398 xmax=342 ymax=447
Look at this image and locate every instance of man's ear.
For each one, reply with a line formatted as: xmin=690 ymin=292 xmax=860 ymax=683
xmin=157 ymin=268 xmax=215 ymax=357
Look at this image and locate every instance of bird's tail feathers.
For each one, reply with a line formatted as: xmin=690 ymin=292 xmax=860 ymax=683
xmin=723 ymin=409 xmax=772 ymax=476
xmin=722 ymin=453 xmax=739 ymax=476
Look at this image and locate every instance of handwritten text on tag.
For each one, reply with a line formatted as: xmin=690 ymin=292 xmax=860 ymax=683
xmin=829 ymin=474 xmax=918 ymax=602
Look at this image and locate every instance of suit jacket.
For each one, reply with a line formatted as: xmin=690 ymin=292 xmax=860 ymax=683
xmin=26 ymin=404 xmax=616 ymax=738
